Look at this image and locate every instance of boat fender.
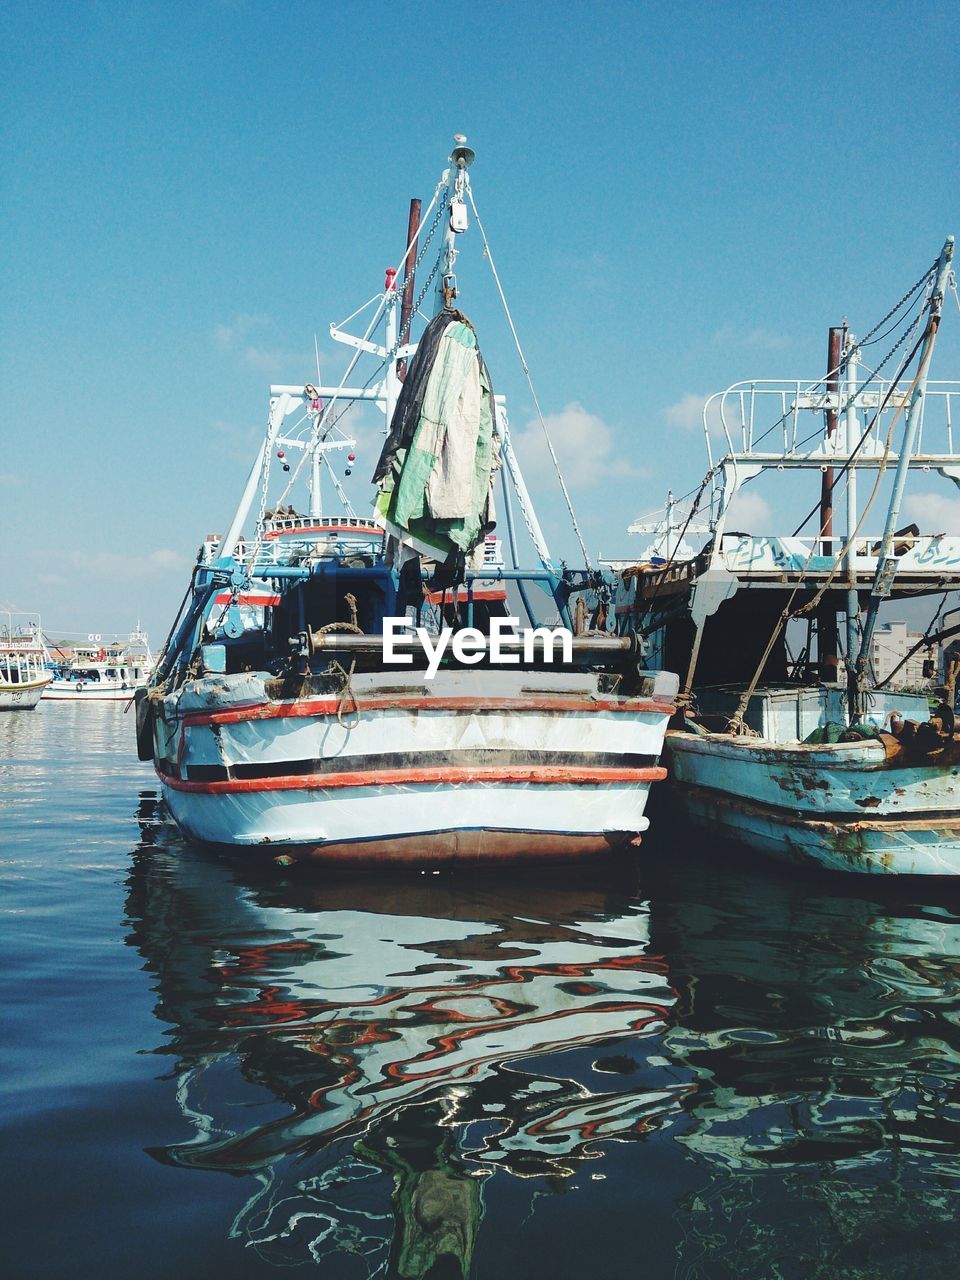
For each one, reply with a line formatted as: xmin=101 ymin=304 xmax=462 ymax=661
xmin=877 ymin=732 xmax=906 ymax=765
xmin=930 ymin=701 xmax=955 ymax=737
xmin=914 ymin=720 xmax=946 ymax=756
xmin=838 ymin=722 xmax=881 ymax=744
xmin=76 ymin=681 xmax=85 ymax=693
xmin=134 ymin=687 xmax=155 ymax=762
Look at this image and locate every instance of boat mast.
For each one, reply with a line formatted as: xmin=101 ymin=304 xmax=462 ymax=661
xmin=817 ymin=327 xmax=842 ymax=682
xmin=383 ymin=268 xmax=401 ymax=426
xmin=397 ymin=198 xmax=421 ymax=381
xmin=843 ymin=332 xmax=860 ymax=698
xmin=853 ymin=235 xmax=956 ymax=708
xmin=434 ymin=136 xmax=474 ymax=315
xmin=310 ymin=339 xmax=323 ymax=520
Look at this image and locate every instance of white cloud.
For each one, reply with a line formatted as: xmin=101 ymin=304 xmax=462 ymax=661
xmin=511 ymin=402 xmax=641 ymax=490
xmin=904 ymin=491 xmax=960 ymax=534
xmin=712 ymin=324 xmax=789 ymax=351
xmin=61 ymin=549 xmax=187 ymax=580
xmin=663 ymin=393 xmax=708 ymax=431
xmin=214 ymin=313 xmax=316 ymax=374
xmin=242 ymin=343 xmax=311 ymax=372
xmin=214 ymin=312 xmax=272 ymax=352
xmin=724 ymin=489 xmax=773 ymax=532
xmin=663 ymin=393 xmax=728 ymax=439
xmin=212 ymin=418 xmax=263 ymax=463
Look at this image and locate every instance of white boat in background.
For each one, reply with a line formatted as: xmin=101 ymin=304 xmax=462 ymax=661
xmin=45 ymin=624 xmax=153 ymax=701
xmin=0 ymin=614 xmax=52 ymax=711
xmin=141 ymin=136 xmax=677 ymax=866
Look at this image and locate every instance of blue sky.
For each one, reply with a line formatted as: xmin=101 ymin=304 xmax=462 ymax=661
xmin=2 ymin=0 xmax=958 ymax=643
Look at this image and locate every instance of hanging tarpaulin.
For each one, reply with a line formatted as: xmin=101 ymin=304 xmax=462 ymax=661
xmin=372 ymin=310 xmax=500 ymax=568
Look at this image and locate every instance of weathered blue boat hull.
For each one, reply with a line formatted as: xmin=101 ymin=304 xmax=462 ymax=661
xmin=676 ymin=782 xmax=960 ymax=876
xmin=665 ymin=723 xmax=960 ymax=875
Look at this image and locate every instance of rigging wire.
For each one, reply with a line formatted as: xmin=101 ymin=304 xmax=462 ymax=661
xmin=787 ymin=289 xmax=932 ymax=538
xmin=723 ymin=320 xmax=936 ymax=729
xmin=240 ymin=185 xmax=453 ymax=571
xmin=873 ymin=591 xmax=949 ymax=691
xmin=320 ymin=451 xmax=357 ymax=518
xmin=463 ymin=175 xmax=594 ymax=570
xmin=743 ymin=263 xmax=935 ymax=453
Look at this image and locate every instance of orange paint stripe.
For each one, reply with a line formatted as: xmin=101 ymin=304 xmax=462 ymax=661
xmin=423 ymin=588 xmax=508 ymax=603
xmin=160 ymin=763 xmax=667 ymax=795
xmin=182 ymin=695 xmax=676 ymax=728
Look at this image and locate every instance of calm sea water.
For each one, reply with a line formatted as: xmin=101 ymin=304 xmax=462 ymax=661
xmin=4 ymin=705 xmax=960 ymax=1278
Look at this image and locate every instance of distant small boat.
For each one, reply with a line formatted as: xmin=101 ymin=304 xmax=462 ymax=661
xmin=45 ymin=624 xmax=153 ymax=702
xmin=0 ymin=613 xmax=51 ymax=711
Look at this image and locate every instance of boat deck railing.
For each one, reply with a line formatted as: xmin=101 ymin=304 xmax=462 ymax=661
xmin=720 ymin=531 xmax=960 ymax=578
xmin=202 ymin=529 xmax=506 ymax=573
xmin=264 ymin=515 xmax=382 ymax=536
xmin=704 ymin=379 xmax=960 ymax=468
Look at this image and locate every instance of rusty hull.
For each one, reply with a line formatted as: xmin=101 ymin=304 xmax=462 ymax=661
xmin=233 ymin=828 xmax=644 ymax=868
xmin=678 ymin=782 xmax=960 ymax=875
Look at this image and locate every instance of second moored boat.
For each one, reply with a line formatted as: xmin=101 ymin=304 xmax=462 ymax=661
xmin=618 ymin=236 xmax=960 ymax=874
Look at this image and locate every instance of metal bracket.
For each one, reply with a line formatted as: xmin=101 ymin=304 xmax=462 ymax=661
xmin=329 ymin=326 xmax=387 ymax=357
xmin=875 ymin=556 xmax=900 ymax=598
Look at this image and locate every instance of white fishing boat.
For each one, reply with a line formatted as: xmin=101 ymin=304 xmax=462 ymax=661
xmin=0 ymin=614 xmax=52 ymax=711
xmin=140 ymin=136 xmax=677 ymax=865
xmin=45 ymin=624 xmax=153 ymax=701
xmin=620 ymin=237 xmax=960 ymax=874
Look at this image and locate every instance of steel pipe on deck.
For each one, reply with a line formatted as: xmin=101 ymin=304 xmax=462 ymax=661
xmin=304 ymin=630 xmax=638 ymax=659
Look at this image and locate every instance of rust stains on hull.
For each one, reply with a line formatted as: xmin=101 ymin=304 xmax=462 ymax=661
xmin=677 ymin=783 xmax=960 ymax=876
xmin=223 ymin=829 xmax=643 ymax=868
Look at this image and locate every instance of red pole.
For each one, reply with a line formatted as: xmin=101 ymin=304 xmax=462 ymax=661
xmin=397 ymin=198 xmax=421 ymax=382
xmin=817 ymin=326 xmax=842 ymax=680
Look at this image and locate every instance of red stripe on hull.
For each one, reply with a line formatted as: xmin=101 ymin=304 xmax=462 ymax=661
xmin=181 ymin=695 xmax=676 ymax=728
xmin=160 ymin=763 xmax=667 ymax=795
xmin=214 ymin=592 xmax=282 ymax=606
xmin=423 ymin=589 xmax=508 ymax=604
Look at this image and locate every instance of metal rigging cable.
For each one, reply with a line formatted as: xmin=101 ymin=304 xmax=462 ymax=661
xmin=463 ymin=175 xmax=594 ymax=570
xmin=723 ymin=320 xmax=936 ymax=731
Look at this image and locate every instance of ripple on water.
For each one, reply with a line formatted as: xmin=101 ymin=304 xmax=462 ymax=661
xmin=4 ymin=706 xmax=960 ymax=1277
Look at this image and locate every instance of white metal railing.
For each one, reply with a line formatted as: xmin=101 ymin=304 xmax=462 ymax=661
xmin=203 ymin=521 xmax=385 ymax=568
xmin=263 ymin=515 xmax=382 ymax=535
xmin=203 ymin=525 xmax=501 ymax=572
xmin=703 ymin=379 xmax=960 ymax=467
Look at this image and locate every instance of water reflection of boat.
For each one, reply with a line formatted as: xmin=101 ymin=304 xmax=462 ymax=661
xmin=124 ymin=820 xmax=682 ymax=1273
xmin=125 ymin=809 xmax=960 ymax=1274
xmin=645 ymin=859 xmax=960 ymax=1275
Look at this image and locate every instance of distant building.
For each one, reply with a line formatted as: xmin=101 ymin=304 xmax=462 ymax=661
xmin=870 ymin=621 xmax=931 ymax=688
xmin=942 ymin=638 xmax=960 ymax=691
